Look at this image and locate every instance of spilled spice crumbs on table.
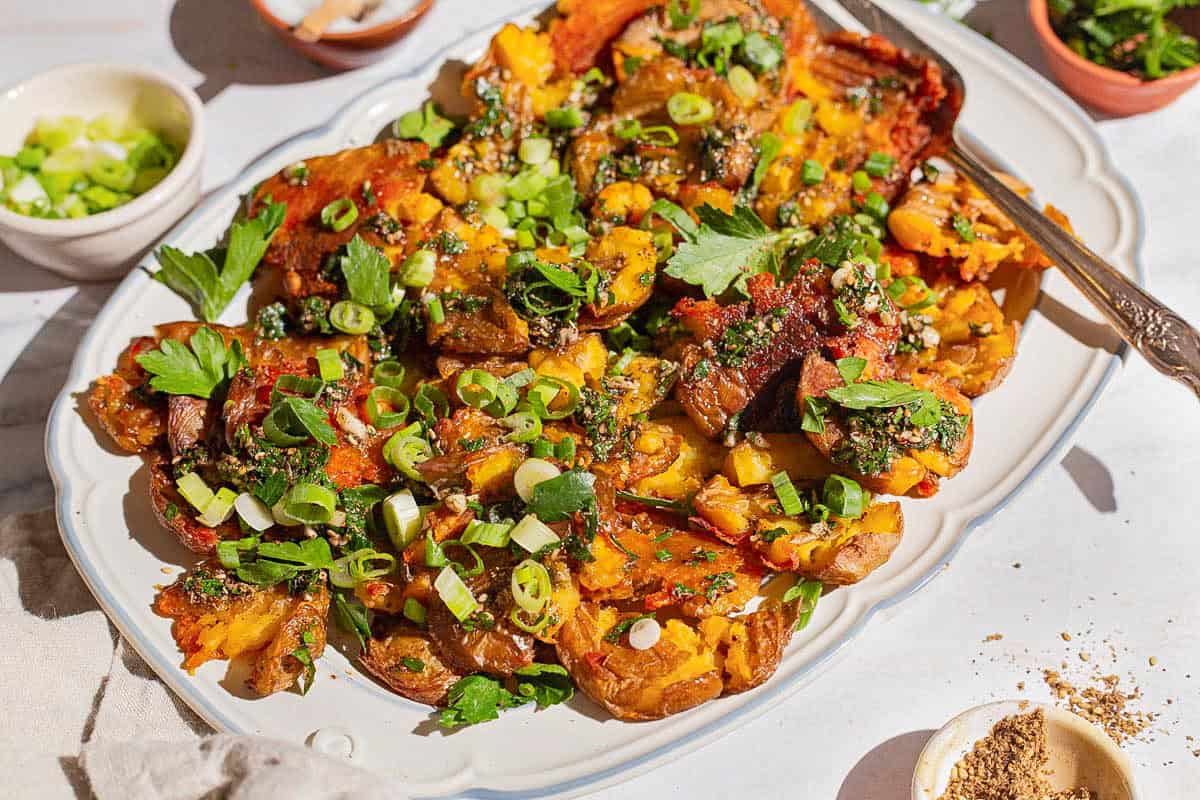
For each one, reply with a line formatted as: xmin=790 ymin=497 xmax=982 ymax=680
xmin=1042 ymin=669 xmax=1156 ymax=746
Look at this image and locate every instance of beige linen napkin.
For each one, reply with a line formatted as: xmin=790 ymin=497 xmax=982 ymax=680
xmin=0 ymin=509 xmax=400 ymax=799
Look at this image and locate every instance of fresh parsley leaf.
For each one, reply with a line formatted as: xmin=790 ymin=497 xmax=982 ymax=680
xmin=153 ymin=199 xmax=286 ymax=322
xmin=256 ymin=537 xmax=334 ymax=569
xmin=527 ymin=469 xmax=596 ymax=522
xmin=400 ymin=657 xmax=426 ymax=672
xmin=275 ymin=396 xmax=338 ymax=446
xmin=291 ymin=634 xmax=317 ymax=695
xmin=824 ymin=380 xmax=932 ymax=410
xmin=236 ymin=559 xmax=299 ymax=586
xmin=341 ymin=234 xmax=392 ymax=308
xmin=646 ymin=198 xmax=699 ymax=242
xmin=438 ymin=675 xmax=528 ymax=728
xmin=513 ymin=663 xmax=575 ymax=708
xmin=333 ymin=591 xmax=371 ymax=651
xmin=135 ymin=326 xmax=233 ymax=398
xmin=835 ymin=356 xmax=867 ymax=385
xmin=665 ymin=204 xmax=783 ymax=297
xmin=952 ymin=213 xmax=976 ymax=242
xmin=801 ymin=396 xmax=829 ymax=434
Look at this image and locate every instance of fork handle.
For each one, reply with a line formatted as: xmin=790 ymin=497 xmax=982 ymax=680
xmin=946 ymin=142 xmax=1200 ymax=399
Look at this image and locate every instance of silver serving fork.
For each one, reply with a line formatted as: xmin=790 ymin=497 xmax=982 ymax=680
xmin=807 ymin=0 xmax=1200 ymax=398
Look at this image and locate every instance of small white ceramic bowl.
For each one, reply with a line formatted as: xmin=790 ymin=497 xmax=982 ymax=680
xmin=912 ymin=701 xmax=1140 ymax=800
xmin=0 ymin=63 xmax=205 ymax=281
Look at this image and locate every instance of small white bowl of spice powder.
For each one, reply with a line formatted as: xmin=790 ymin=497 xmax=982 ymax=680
xmin=912 ymin=701 xmax=1140 ymax=800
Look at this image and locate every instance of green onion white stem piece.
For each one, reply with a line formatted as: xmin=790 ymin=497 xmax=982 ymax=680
xmin=234 ymin=492 xmax=274 ymax=532
xmin=514 ymin=458 xmax=561 ymax=503
xmin=197 ymin=487 xmax=237 ymax=528
xmin=176 ymin=472 xmax=213 ymax=513
xmin=382 ymin=490 xmax=424 ymax=549
xmin=510 ymin=514 xmax=560 ymax=553
xmin=434 ymin=565 xmax=479 ymax=622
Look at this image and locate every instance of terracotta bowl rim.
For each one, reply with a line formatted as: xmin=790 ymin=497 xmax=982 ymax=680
xmin=249 ymin=0 xmax=434 ymax=44
xmin=1028 ymin=0 xmax=1200 ymax=90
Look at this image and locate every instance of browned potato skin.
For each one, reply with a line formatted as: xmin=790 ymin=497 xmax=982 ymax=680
xmin=248 ymin=587 xmax=331 ymax=696
xmin=709 ymin=601 xmax=800 ymax=695
xmin=807 ymin=528 xmax=903 ymax=586
xmin=361 ymin=621 xmax=464 ymax=706
xmin=427 ymin=601 xmax=537 ymax=678
xmin=148 ymin=456 xmax=238 ymax=554
xmin=556 ymin=603 xmax=723 ymax=721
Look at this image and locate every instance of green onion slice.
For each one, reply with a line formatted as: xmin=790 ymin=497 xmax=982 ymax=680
xmin=424 ymin=532 xmax=447 ymax=567
xmin=501 ymin=411 xmax=542 ymax=443
xmin=271 ymin=373 xmax=324 ymax=403
xmin=510 ymin=514 xmax=561 ymax=553
xmin=413 ymin=383 xmax=449 ymax=425
xmin=198 ymin=487 xmax=238 ymax=528
xmin=511 ymin=558 xmax=552 ymax=615
xmin=176 ymin=472 xmax=214 ymax=513
xmin=372 ymin=359 xmax=405 ymax=389
xmin=403 ymin=597 xmax=427 ymax=625
xmin=330 ymin=300 xmax=375 ymax=335
xmin=434 ymin=565 xmax=479 ymax=622
xmin=526 ymin=376 xmax=579 ymax=420
xmin=667 ymin=92 xmax=714 ymax=125
xmin=349 ymin=549 xmax=396 ymax=582
xmin=366 ymin=386 xmax=410 ymax=430
xmin=383 ymin=432 xmax=433 ymax=480
xmin=284 ymin=482 xmax=337 ymax=525
xmin=320 ymin=197 xmax=358 ymax=232
xmin=215 ymin=535 xmax=258 ymax=569
xmin=440 ymin=539 xmax=484 ymax=578
xmin=456 ymin=369 xmax=499 ymax=409
xmin=461 ymin=519 xmax=514 ymax=547
xmin=771 ymin=471 xmax=804 ymax=517
xmin=401 ymin=249 xmax=437 ymax=287
xmin=315 ymin=349 xmax=344 ymax=382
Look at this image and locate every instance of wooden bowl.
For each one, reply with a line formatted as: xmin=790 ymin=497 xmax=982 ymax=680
xmin=1029 ymin=0 xmax=1200 ymax=116
xmin=249 ymin=0 xmax=434 ymax=70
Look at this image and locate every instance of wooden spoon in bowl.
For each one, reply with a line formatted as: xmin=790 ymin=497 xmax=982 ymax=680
xmin=294 ymin=0 xmax=383 ymax=42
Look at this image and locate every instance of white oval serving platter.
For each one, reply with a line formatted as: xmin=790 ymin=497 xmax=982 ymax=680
xmin=46 ymin=1 xmax=1144 ymax=797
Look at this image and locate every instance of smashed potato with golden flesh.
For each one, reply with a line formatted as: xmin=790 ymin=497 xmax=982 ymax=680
xmin=556 ymin=603 xmax=722 ymax=721
xmin=153 ymin=565 xmax=329 ymax=696
xmin=895 ymin=281 xmax=1020 ymax=397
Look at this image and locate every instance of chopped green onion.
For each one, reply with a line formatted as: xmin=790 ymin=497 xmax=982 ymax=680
xmin=530 ymin=437 xmax=554 ymax=459
xmin=553 ymin=437 xmax=575 ymax=463
xmin=609 ymin=349 xmax=636 ymax=375
xmin=426 ymin=296 xmax=445 ymax=325
xmin=785 ymin=577 xmax=823 ymax=631
xmin=262 ymin=403 xmax=312 ymax=447
xmin=514 ymin=458 xmax=561 ymax=503
xmin=87 ymin=157 xmax=135 ymax=192
xmin=641 ymin=125 xmax=679 ymax=146
xmin=501 ymin=411 xmax=542 ymax=443
xmin=330 ymin=300 xmax=375 ymax=335
xmin=413 ymin=383 xmax=449 ymax=425
xmin=320 ymin=197 xmax=358 ymax=232
xmin=349 ymin=549 xmax=396 ymax=582
xmin=372 ymin=359 xmax=405 ymax=388
xmin=667 ymin=92 xmax=715 ymax=125
xmin=198 ymin=487 xmax=237 ymax=527
xmin=511 ymin=559 xmax=552 ymax=614
xmin=469 ymin=172 xmax=508 ymax=206
xmin=509 ymin=607 xmax=549 ymax=634
xmin=485 ymin=381 xmax=519 ymax=417
xmin=401 ymin=249 xmax=437 ymax=287
xmin=852 ymin=170 xmax=872 ymax=193
xmin=234 ymin=493 xmax=274 ymax=531
xmin=382 ymin=489 xmax=424 ymax=549
xmin=383 ymin=433 xmax=433 ymax=480
xmin=456 ymin=369 xmax=499 ymax=409
xmin=461 ymin=520 xmax=514 ymax=547
xmin=403 ymin=597 xmax=427 ymax=625
xmin=823 ymin=474 xmax=866 ymax=518
xmin=526 ymin=375 xmax=579 ymax=420
xmin=545 ymin=107 xmax=585 ymax=129
xmin=176 ymin=472 xmax=213 ymax=513
xmin=315 ymin=349 xmax=344 ymax=382
xmin=424 ymin=532 xmax=447 ymax=567
xmin=727 ymin=66 xmax=758 ymax=101
xmin=863 ymin=152 xmax=897 ymax=178
xmin=284 ymin=482 xmax=337 ymax=525
xmin=482 ymin=205 xmax=510 ymax=232
xmin=366 ymin=386 xmax=410 ymax=429
xmin=434 ymin=565 xmax=479 ymax=622
xmin=668 ymin=0 xmax=699 ymax=28
xmin=801 ymin=159 xmax=825 ymax=186
xmin=518 ymin=138 xmax=553 ymax=165
xmin=440 ymin=539 xmax=484 ymax=578
xmin=510 ymin=514 xmax=560 ymax=553
xmin=782 ymin=99 xmax=813 ymax=134
xmin=271 ymin=497 xmax=302 ymax=527
xmin=329 ymin=554 xmax=356 ymax=588
xmin=952 ymin=213 xmax=976 ymax=242
xmin=614 ymin=118 xmax=641 ymax=139
xmin=771 ymin=471 xmax=804 ymax=517
xmin=505 ymin=367 xmax=536 ymax=389
xmin=271 ymin=374 xmax=324 ymax=402
xmin=862 ymin=191 xmax=889 ymax=221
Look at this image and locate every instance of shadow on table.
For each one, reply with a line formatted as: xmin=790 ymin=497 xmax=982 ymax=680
xmin=169 ymin=0 xmax=329 ymax=103
xmin=836 ymin=729 xmax=936 ymax=800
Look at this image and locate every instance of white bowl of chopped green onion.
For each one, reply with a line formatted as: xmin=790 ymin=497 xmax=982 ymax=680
xmin=0 ymin=62 xmax=204 ymax=281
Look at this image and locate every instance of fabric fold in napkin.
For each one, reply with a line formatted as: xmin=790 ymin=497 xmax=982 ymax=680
xmin=0 ymin=508 xmax=403 ymax=800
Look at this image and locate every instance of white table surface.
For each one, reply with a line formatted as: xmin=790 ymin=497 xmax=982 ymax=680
xmin=1 ymin=1 xmax=1198 ymax=797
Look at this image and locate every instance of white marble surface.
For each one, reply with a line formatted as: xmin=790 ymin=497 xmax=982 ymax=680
xmin=1 ymin=1 xmax=1198 ymax=797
